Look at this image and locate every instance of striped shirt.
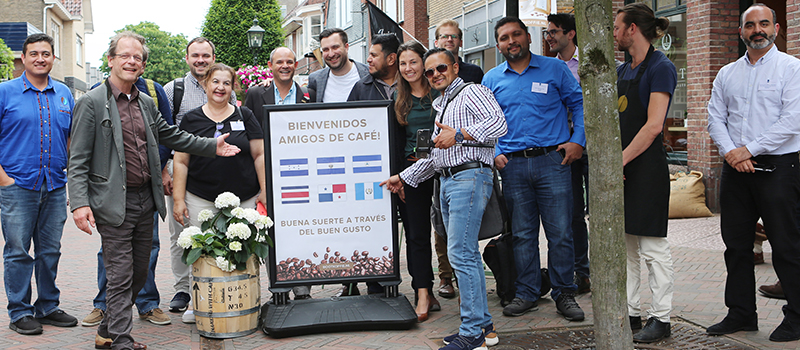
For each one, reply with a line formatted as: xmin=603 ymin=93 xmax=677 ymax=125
xmin=164 ymin=72 xmax=237 ymax=126
xmin=400 ymin=78 xmax=507 ymax=187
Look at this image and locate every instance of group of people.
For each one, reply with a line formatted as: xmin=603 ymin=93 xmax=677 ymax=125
xmin=2 ymin=2 xmax=800 ymax=350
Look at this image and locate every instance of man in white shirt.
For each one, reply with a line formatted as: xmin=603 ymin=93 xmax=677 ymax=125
xmin=307 ymin=28 xmax=369 ymax=102
xmin=706 ymin=3 xmax=800 ymax=343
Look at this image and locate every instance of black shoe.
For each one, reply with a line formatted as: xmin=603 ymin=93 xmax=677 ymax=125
xmin=169 ymin=292 xmax=191 ymax=312
xmin=502 ymin=297 xmax=538 ymax=316
xmin=555 ymin=292 xmax=585 ymax=321
xmin=707 ymin=316 xmax=758 ymax=335
xmin=633 ymin=318 xmax=671 ymax=343
xmin=335 ymin=284 xmax=360 ymax=297
xmin=9 ymin=316 xmax=43 ymax=335
xmin=294 ymin=294 xmax=312 ymax=300
xmin=575 ymin=274 xmax=591 ymax=295
xmin=36 ymin=310 xmax=78 ymax=327
xmin=630 ymin=316 xmax=642 ymax=331
xmin=770 ymin=318 xmax=800 ymax=342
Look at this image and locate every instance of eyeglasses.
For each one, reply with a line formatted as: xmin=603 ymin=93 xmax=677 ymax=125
xmin=542 ymin=29 xmax=568 ymax=39
xmin=438 ymin=34 xmax=459 ymax=40
xmin=213 ymin=123 xmax=223 ymax=138
xmin=114 ymin=54 xmax=143 ymax=63
xmin=424 ymin=64 xmax=449 ymax=78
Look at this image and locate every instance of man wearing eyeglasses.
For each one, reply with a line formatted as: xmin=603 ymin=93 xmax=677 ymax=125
xmin=382 ymin=47 xmax=506 ymax=350
xmin=0 ymin=33 xmax=79 ymax=335
xmin=435 ymin=19 xmax=484 ymax=85
xmin=483 ymin=17 xmax=585 ymax=321
xmin=68 ymin=32 xmax=241 ymax=350
xmin=545 ymin=13 xmax=591 ymax=297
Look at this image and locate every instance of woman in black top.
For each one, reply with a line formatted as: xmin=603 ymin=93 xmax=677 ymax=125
xmin=393 ymin=41 xmax=441 ymax=322
xmin=172 ymin=63 xmax=265 ymax=226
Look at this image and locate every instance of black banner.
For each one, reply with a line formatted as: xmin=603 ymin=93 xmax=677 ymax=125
xmin=366 ymin=1 xmax=404 ymax=42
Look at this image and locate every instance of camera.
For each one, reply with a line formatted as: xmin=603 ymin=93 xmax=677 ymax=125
xmin=415 ymin=129 xmax=434 ymax=158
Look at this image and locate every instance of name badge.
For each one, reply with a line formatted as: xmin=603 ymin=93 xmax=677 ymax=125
xmin=230 ymin=121 xmax=245 ymax=131
xmin=759 ymin=82 xmax=777 ymax=91
xmin=531 ymin=82 xmax=548 ymax=94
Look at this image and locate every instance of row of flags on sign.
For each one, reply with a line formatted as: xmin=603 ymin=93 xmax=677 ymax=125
xmin=279 ymin=155 xmax=382 ymax=177
xmin=280 ymin=182 xmax=384 ymax=204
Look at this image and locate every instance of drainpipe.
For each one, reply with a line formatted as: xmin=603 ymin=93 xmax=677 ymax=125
xmin=43 ymin=3 xmax=55 ymax=33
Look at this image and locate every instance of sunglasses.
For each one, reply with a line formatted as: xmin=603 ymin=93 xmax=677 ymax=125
xmin=213 ymin=123 xmax=223 ymax=138
xmin=424 ymin=64 xmax=449 ymax=78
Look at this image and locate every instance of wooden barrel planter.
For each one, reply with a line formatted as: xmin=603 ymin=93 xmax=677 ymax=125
xmin=191 ymin=255 xmax=261 ymax=338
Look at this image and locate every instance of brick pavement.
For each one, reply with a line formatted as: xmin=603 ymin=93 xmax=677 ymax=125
xmin=0 ymin=212 xmax=798 ymax=349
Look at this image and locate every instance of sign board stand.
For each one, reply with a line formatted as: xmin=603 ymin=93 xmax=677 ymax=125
xmin=259 ymin=101 xmax=416 ymax=337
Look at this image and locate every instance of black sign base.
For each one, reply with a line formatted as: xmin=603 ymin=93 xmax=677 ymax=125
xmin=260 ymin=294 xmax=417 ymax=338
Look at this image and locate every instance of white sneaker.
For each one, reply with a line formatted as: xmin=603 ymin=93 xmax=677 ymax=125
xmin=182 ymin=310 xmax=195 ymax=324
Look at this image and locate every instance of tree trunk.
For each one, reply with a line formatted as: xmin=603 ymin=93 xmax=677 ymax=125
xmin=574 ymin=1 xmax=635 ymax=349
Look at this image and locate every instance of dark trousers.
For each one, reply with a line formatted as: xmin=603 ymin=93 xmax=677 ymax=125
xmin=571 ymin=152 xmax=590 ymax=278
xmin=397 ymin=158 xmax=435 ymax=290
xmin=96 ymin=184 xmax=155 ymax=349
xmin=720 ymin=154 xmax=800 ymax=323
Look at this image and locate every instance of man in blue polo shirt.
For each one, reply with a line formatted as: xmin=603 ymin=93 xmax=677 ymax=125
xmin=0 ymin=33 xmax=79 ymax=335
xmin=483 ymin=17 xmax=585 ymax=321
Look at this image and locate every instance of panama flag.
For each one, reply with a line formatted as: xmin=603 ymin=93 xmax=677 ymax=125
xmin=280 ymin=158 xmax=309 ymax=177
xmin=318 ymin=184 xmax=346 ymax=202
xmin=355 ymin=182 xmax=384 ymax=201
xmin=317 ymin=156 xmax=346 ymax=175
xmin=281 ymin=185 xmax=310 ymax=204
xmin=352 ymin=155 xmax=382 ymax=173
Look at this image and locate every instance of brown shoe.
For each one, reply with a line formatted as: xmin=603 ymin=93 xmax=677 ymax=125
xmin=437 ymin=278 xmax=456 ymax=299
xmin=95 ymin=334 xmax=147 ymax=349
xmin=139 ymin=308 xmax=171 ymax=325
xmin=759 ymin=281 xmax=785 ymax=299
xmin=754 ymin=252 xmax=765 ymax=265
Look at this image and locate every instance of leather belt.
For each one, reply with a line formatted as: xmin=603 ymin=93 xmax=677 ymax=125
xmin=508 ymin=146 xmax=558 ymax=158
xmin=440 ymin=161 xmax=490 ymax=177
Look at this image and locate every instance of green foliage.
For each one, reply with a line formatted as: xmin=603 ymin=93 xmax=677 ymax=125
xmin=99 ymin=22 xmax=188 ymax=85
xmin=0 ymin=38 xmax=14 ymax=81
xmin=201 ymin=0 xmax=284 ymax=68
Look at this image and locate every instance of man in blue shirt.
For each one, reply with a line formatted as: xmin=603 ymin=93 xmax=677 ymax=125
xmin=0 ymin=33 xmax=79 ymax=335
xmin=482 ymin=17 xmax=585 ymax=321
xmin=82 ymin=75 xmax=174 ymax=327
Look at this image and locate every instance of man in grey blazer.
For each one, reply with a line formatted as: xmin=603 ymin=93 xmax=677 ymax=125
xmin=307 ymin=28 xmax=369 ymax=102
xmin=68 ymin=32 xmax=240 ymax=350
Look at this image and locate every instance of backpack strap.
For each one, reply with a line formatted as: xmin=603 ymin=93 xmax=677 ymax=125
xmin=145 ymin=78 xmax=158 ymax=110
xmin=435 ymin=82 xmax=473 ymax=134
xmin=172 ymin=78 xmax=184 ymax=117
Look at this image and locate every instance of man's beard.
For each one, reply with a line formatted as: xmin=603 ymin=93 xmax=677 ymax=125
xmin=743 ymin=31 xmax=776 ymax=50
xmin=371 ymin=65 xmax=391 ymax=80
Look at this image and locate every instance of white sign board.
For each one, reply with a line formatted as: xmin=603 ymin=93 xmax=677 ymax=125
xmin=519 ymin=0 xmax=557 ymax=27
xmin=264 ymin=101 xmax=399 ymax=287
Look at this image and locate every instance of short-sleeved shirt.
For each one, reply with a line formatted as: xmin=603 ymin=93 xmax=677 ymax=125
xmin=617 ymin=50 xmax=676 ymax=111
xmin=0 ymin=72 xmax=74 ymax=191
xmin=179 ymin=106 xmax=263 ymax=201
xmin=324 ymin=64 xmax=361 ymax=102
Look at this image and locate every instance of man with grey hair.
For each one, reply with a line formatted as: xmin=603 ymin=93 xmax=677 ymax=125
xmin=707 ymin=3 xmax=800 ymax=343
xmin=69 ymin=31 xmax=241 ymax=349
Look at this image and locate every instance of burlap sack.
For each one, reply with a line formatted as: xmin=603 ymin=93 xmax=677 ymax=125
xmin=669 ymin=171 xmax=713 ymax=219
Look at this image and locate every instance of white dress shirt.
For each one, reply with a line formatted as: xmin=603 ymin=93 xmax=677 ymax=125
xmin=708 ymin=45 xmax=800 ymax=157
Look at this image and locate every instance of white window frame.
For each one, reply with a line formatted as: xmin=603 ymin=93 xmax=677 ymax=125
xmin=305 ymin=14 xmax=322 ymax=51
xmin=50 ymin=20 xmax=61 ymax=58
xmin=337 ymin=0 xmax=352 ymax=28
xmin=76 ymin=35 xmax=83 ymax=67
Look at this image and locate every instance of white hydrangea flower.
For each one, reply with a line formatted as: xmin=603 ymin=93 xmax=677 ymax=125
xmin=243 ymin=208 xmax=261 ymax=224
xmin=254 ymin=233 xmax=266 ymax=243
xmin=231 ymin=207 xmax=246 ymax=219
xmin=229 ymin=241 xmax=243 ymax=252
xmin=177 ymin=227 xmax=201 ymax=249
xmin=197 ymin=209 xmax=214 ymax=223
xmin=214 ymin=192 xmax=240 ymax=209
xmin=255 ymin=216 xmax=273 ymax=230
xmin=215 ymin=256 xmax=235 ymax=272
xmin=226 ymin=222 xmax=251 ymax=240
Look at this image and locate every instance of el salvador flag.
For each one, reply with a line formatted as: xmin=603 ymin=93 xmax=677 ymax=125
xmin=317 ymin=156 xmax=346 ymax=175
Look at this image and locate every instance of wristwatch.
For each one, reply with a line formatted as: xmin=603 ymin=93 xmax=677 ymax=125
xmin=455 ymin=129 xmax=464 ymax=143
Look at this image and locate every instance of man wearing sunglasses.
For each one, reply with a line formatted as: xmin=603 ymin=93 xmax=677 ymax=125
xmin=483 ymin=17 xmax=585 ymax=322
xmin=382 ymin=47 xmax=507 ymax=350
xmin=545 ymin=13 xmax=591 ymax=297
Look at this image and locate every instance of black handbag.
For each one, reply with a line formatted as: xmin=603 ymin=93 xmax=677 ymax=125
xmin=431 ymin=169 xmax=510 ymax=241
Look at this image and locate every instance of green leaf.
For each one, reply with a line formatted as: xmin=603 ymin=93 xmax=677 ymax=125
xmin=215 ymin=215 xmax=228 ymax=233
xmin=186 ymin=248 xmax=203 ymax=265
xmin=235 ymin=250 xmax=248 ymax=263
xmin=201 ymin=219 xmax=212 ymax=232
xmin=213 ymin=248 xmax=226 ymax=256
xmin=253 ymin=244 xmax=269 ymax=259
xmin=222 ymin=208 xmax=232 ymax=217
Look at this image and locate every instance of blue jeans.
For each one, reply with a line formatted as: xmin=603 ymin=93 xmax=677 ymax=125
xmin=93 ymin=212 xmax=160 ymax=314
xmin=440 ymin=167 xmax=493 ymax=337
xmin=500 ymin=151 xmax=576 ymax=302
xmin=0 ymin=184 xmax=67 ymax=322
